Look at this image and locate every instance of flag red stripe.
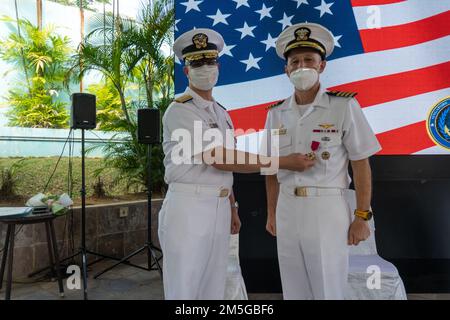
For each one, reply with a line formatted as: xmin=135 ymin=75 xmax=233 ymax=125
xmin=359 ymin=11 xmax=450 ymax=53
xmin=228 ymin=102 xmax=271 ymax=135
xmin=351 ymin=0 xmax=406 ymax=7
xmin=229 ymin=108 xmax=436 ymax=155
xmin=328 ymin=61 xmax=450 ymax=108
xmin=376 ymin=121 xmax=435 ymax=154
xmin=229 ymin=61 xmax=450 ymax=135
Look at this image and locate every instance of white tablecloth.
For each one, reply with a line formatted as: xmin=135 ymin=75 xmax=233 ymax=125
xmin=346 ymin=255 xmax=407 ymax=300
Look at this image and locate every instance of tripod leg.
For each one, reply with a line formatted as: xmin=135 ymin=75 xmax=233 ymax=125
xmin=82 ymin=249 xmax=88 ymax=300
xmin=80 ymin=128 xmax=88 ymax=300
xmin=147 ymin=241 xmax=162 ymax=253
xmin=86 ymin=250 xmax=148 ymax=272
xmin=147 ymin=242 xmax=151 ymax=272
xmin=28 ymin=251 xmax=79 ymax=278
xmin=85 ymin=250 xmax=119 ymax=262
xmin=145 ymin=144 xmax=162 ymax=278
xmin=93 ymin=246 xmax=147 ymax=279
xmin=148 ymin=246 xmax=162 ymax=276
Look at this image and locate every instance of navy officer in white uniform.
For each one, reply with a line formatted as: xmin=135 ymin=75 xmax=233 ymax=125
xmin=159 ymin=28 xmax=316 ymax=300
xmin=264 ymin=23 xmax=382 ymax=300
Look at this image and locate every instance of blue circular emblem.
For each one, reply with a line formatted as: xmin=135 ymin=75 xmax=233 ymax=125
xmin=427 ymin=96 xmax=450 ymax=150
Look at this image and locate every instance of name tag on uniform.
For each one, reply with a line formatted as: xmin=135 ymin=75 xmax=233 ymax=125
xmin=274 ymin=126 xmax=287 ymax=135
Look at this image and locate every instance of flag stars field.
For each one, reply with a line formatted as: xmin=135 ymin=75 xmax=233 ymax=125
xmin=180 ymin=0 xmax=203 ymax=13
xmin=240 ymin=53 xmax=262 ymax=72
xmin=235 ymin=22 xmax=257 ymax=39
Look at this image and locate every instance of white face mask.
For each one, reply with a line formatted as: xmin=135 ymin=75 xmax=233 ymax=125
xmin=289 ymin=68 xmax=319 ymax=91
xmin=188 ymin=65 xmax=219 ymax=91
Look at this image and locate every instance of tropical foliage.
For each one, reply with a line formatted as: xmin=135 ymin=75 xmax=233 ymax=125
xmin=86 ymin=79 xmax=127 ymax=131
xmin=71 ymin=0 xmax=175 ymax=193
xmin=0 ymin=159 xmax=25 ymax=199
xmin=0 ymin=17 xmax=72 ymax=128
xmin=0 ymin=0 xmax=175 ymax=194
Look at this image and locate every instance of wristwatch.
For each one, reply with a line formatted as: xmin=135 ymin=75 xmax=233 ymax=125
xmin=231 ymin=201 xmax=239 ymax=209
xmin=354 ymin=209 xmax=373 ymax=221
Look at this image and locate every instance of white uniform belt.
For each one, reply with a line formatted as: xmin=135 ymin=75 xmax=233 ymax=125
xmin=281 ymin=185 xmax=344 ymax=197
xmin=168 ymin=183 xmax=230 ymax=198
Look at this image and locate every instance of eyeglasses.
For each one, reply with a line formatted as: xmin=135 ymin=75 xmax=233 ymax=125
xmin=187 ymin=59 xmax=218 ymax=68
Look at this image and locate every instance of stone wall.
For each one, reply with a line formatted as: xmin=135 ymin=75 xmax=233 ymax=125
xmin=0 ymin=199 xmax=163 ymax=279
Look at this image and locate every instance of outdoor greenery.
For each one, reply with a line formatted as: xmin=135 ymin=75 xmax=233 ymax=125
xmin=0 ymin=0 xmax=175 ymax=196
xmin=71 ymin=0 xmax=175 ymax=193
xmin=86 ymin=79 xmax=128 ymax=131
xmin=0 ymin=159 xmax=25 ymax=199
xmin=0 ymin=157 xmax=150 ymax=202
xmin=0 ymin=17 xmax=72 ymax=128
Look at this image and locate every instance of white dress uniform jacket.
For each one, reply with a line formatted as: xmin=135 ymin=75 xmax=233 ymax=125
xmin=264 ymin=87 xmax=381 ymax=299
xmin=158 ymin=87 xmax=235 ymax=300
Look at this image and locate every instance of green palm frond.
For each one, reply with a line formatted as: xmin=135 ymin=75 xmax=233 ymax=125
xmin=0 ymin=17 xmax=72 ymax=128
xmin=66 ymin=0 xmax=174 ymax=192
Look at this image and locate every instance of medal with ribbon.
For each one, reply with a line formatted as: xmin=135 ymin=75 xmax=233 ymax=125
xmin=306 ymin=141 xmax=320 ymax=160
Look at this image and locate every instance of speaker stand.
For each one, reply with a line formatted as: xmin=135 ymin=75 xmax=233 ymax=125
xmin=94 ymin=144 xmax=163 ymax=279
xmin=28 ymin=129 xmax=145 ymax=299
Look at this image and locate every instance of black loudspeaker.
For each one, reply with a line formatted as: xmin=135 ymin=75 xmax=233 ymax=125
xmin=70 ymin=93 xmax=96 ymax=129
xmin=233 ymin=173 xmax=282 ymax=293
xmin=137 ymin=108 xmax=161 ymax=144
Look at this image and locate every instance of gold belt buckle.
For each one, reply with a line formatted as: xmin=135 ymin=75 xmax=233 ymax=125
xmin=219 ymin=188 xmax=229 ymax=197
xmin=295 ymin=187 xmax=307 ymax=197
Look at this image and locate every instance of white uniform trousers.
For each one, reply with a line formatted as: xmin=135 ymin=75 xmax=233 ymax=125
xmin=276 ymin=185 xmax=352 ymax=300
xmin=158 ymin=183 xmax=231 ymax=300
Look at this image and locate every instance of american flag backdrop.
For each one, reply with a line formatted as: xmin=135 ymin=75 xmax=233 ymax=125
xmin=174 ymin=0 xmax=450 ymax=155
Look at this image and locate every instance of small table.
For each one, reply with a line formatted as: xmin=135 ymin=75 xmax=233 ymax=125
xmin=0 ymin=211 xmax=64 ymax=300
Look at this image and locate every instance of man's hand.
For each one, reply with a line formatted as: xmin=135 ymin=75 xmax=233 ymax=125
xmin=348 ymin=217 xmax=370 ymax=245
xmin=230 ymin=208 xmax=241 ymax=234
xmin=280 ymin=153 xmax=315 ymax=172
xmin=266 ymin=210 xmax=276 ymax=236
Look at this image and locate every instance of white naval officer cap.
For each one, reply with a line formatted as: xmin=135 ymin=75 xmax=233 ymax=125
xmin=275 ymin=22 xmax=335 ymax=60
xmin=174 ymin=28 xmax=224 ymax=63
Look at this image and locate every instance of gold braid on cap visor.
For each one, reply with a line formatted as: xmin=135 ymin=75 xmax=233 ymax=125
xmin=183 ymin=50 xmax=219 ymax=61
xmin=284 ymin=41 xmax=326 ymax=56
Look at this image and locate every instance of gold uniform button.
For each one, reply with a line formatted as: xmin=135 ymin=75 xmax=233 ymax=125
xmin=321 ymin=151 xmax=330 ymax=160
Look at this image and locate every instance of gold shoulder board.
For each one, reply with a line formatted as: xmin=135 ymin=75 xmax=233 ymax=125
xmin=326 ymin=91 xmax=358 ymax=98
xmin=174 ymin=94 xmax=193 ymax=103
xmin=266 ymin=99 xmax=285 ymax=110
